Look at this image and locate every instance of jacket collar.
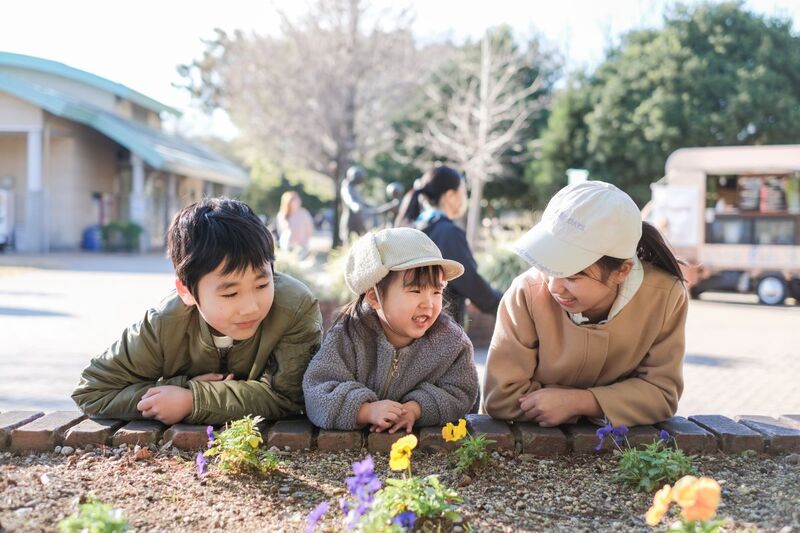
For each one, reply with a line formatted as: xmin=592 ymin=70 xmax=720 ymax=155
xmin=569 ymin=256 xmax=644 ymax=326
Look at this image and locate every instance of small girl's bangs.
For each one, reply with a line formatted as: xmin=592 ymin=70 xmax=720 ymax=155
xmin=401 ymin=265 xmax=445 ymax=289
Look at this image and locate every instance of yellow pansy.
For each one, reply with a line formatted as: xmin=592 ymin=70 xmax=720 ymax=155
xmin=442 ymin=419 xmax=468 ymax=442
xmin=389 ymin=434 xmax=418 ymax=471
xmin=645 ymin=484 xmax=672 ymax=526
xmin=247 ymin=436 xmax=261 ymax=448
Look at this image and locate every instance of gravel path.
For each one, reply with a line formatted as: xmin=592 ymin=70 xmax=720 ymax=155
xmin=1 ymin=447 xmax=798 ymax=532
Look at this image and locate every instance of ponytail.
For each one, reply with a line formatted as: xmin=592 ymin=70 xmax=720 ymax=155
xmin=398 ymin=188 xmax=426 ymax=224
xmin=636 ymin=221 xmax=685 ymax=282
xmin=396 ymin=165 xmax=464 ymax=224
xmin=596 ymin=221 xmax=685 ymax=282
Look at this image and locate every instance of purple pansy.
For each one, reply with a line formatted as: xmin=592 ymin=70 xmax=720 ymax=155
xmin=595 ymin=423 xmax=613 ymax=452
xmin=611 ymin=425 xmax=629 ymax=446
xmin=342 ymin=455 xmax=381 ymax=529
xmin=659 ymin=429 xmax=671 ymax=442
xmin=206 ymin=426 xmax=215 ymax=448
xmin=595 ymin=423 xmax=629 ymax=451
xmin=196 ymin=451 xmax=207 ymax=476
xmin=305 ymin=501 xmax=329 ymax=533
xmin=392 ymin=511 xmax=417 ymax=531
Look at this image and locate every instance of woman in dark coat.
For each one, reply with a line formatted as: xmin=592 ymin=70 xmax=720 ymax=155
xmin=396 ymin=165 xmax=502 ymax=325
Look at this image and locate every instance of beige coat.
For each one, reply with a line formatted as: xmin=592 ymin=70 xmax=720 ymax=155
xmin=483 ymin=263 xmax=688 ymax=427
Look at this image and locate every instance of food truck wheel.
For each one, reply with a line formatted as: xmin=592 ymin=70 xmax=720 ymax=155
xmin=756 ymin=275 xmax=787 ymax=306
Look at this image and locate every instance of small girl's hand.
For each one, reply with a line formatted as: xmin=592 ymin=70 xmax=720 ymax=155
xmin=358 ymin=400 xmax=405 ymax=432
xmin=388 ymin=401 xmax=420 ymax=434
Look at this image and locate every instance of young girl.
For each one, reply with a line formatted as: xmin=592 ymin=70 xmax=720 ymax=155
xmin=483 ymin=181 xmax=688 ymax=428
xmin=303 ymin=227 xmax=479 ymax=432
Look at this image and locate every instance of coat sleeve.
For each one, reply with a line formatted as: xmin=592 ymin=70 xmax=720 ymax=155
xmin=401 ymin=336 xmax=479 ymax=426
xmin=185 ymin=294 xmax=323 ymax=425
xmin=482 ymin=276 xmax=543 ymax=420
xmin=588 ymin=281 xmax=688 ymax=426
xmin=302 ymin=324 xmax=379 ymax=430
xmin=435 ymin=224 xmax=502 ymax=316
xmin=71 ymin=310 xmax=188 ymax=420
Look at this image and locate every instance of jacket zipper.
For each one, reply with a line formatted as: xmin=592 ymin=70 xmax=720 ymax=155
xmin=379 ymin=350 xmax=401 ymax=398
xmin=216 ymin=347 xmax=231 ymax=375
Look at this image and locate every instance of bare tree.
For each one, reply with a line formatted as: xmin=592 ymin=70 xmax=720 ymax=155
xmin=412 ymin=29 xmax=546 ymax=245
xmin=177 ymin=0 xmax=418 ymax=246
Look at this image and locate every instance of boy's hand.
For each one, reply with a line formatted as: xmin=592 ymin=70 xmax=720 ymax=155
xmin=357 ymin=400 xmax=404 ymax=432
xmin=519 ymin=388 xmax=601 ymax=427
xmin=137 ymin=386 xmax=193 ymax=425
xmin=190 ymin=373 xmax=235 ymax=382
xmin=388 ymin=401 xmax=420 ymax=434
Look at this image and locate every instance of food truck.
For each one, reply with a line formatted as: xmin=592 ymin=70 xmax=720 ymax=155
xmin=648 ymin=145 xmax=800 ymax=305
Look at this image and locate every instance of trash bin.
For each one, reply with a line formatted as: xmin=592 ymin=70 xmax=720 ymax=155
xmin=82 ymin=225 xmax=102 ymax=251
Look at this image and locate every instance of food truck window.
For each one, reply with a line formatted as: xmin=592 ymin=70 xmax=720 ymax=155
xmin=754 ymin=218 xmax=795 ymax=245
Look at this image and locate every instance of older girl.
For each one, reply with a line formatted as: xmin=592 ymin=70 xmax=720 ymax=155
xmin=484 ymin=181 xmax=688 ymax=427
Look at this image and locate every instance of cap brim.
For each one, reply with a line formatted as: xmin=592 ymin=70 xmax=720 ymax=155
xmin=390 ymin=258 xmax=464 ymax=282
xmin=512 ymin=224 xmax=600 ymax=277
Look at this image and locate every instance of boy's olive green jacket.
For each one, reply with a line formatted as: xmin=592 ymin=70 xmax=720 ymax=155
xmin=72 ymin=272 xmax=323 ymax=425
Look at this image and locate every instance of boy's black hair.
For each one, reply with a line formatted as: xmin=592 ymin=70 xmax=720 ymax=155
xmin=167 ymin=197 xmax=275 ymax=299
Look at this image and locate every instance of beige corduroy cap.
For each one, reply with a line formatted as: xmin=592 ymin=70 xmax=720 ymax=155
xmin=345 ymin=228 xmax=464 ymax=295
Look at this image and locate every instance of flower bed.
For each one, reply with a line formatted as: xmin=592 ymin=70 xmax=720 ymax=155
xmin=1 ymin=447 xmax=798 ymax=531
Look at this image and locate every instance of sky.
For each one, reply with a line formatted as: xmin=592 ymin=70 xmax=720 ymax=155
xmin=2 ymin=0 xmax=799 ymax=138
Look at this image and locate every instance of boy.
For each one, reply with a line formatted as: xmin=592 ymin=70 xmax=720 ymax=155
xmin=72 ymin=198 xmax=323 ymax=425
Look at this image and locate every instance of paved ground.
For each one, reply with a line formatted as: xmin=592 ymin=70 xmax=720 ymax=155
xmin=0 ymin=252 xmax=798 ymax=419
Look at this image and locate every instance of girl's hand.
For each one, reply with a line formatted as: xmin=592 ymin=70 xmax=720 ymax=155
xmin=388 ymin=401 xmax=420 ymax=434
xmin=519 ymin=388 xmax=588 ymax=427
xmin=358 ymin=400 xmax=405 ymax=432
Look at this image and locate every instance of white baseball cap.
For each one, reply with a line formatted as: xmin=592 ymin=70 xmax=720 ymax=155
xmin=512 ymin=181 xmax=642 ymax=277
xmin=345 ymin=228 xmax=464 ymax=295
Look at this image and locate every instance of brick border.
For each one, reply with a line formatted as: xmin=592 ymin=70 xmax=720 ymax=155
xmin=2 ymin=411 xmax=799 ymax=455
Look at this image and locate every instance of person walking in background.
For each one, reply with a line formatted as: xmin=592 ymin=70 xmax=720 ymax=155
xmin=276 ymin=191 xmax=314 ymax=257
xmin=396 ymin=164 xmax=502 ymax=325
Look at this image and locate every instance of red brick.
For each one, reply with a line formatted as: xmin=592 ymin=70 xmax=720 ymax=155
xmin=735 ymin=415 xmax=800 ymax=454
xmin=316 ymin=429 xmax=363 ymax=452
xmin=779 ymin=415 xmax=800 ymax=430
xmin=164 ymin=424 xmax=212 ymax=450
xmin=10 ymin=411 xmax=85 ymax=452
xmin=367 ymin=430 xmax=414 ymax=454
xmin=112 ymin=420 xmax=166 ymax=447
xmin=689 ymin=415 xmax=764 ymax=453
xmin=656 ymin=417 xmax=717 ymax=453
xmin=267 ymin=418 xmax=314 ymax=451
xmin=64 ymin=419 xmax=125 ymax=448
xmin=512 ymin=422 xmax=567 ymax=456
xmin=419 ymin=426 xmax=460 ymax=452
xmin=0 ymin=411 xmax=44 ymax=449
xmin=465 ymin=414 xmax=514 ymax=451
xmin=625 ymin=426 xmax=661 ymax=449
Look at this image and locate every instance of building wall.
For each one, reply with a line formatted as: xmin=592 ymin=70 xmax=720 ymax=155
xmin=0 ymin=134 xmax=27 ymax=225
xmin=179 ymin=176 xmax=205 ymax=205
xmin=0 ymin=92 xmax=43 ymax=129
xmin=44 ymin=115 xmax=118 ymax=249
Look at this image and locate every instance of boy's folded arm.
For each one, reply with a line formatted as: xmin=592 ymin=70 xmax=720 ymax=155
xmin=72 ymin=309 xmax=176 ymax=419
xmin=588 ymin=281 xmax=688 ymax=427
xmin=483 ymin=278 xmax=543 ymax=420
xmin=186 ymin=295 xmax=323 ymax=426
xmin=402 ymin=341 xmax=479 ymax=426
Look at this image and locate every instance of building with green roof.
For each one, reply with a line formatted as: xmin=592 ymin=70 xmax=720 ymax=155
xmin=0 ymin=51 xmax=248 ymax=252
